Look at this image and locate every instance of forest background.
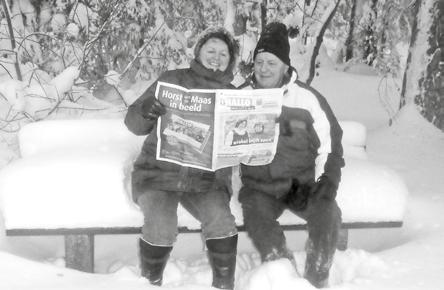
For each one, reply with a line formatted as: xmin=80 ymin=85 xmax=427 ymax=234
xmin=0 ymin=0 xmax=443 ymax=160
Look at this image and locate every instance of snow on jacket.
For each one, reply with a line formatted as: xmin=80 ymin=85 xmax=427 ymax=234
xmin=124 ymin=60 xmax=235 ymax=199
xmin=240 ymin=70 xmax=344 ymax=198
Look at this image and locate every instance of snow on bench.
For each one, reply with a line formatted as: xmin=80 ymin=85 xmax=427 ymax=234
xmin=0 ymin=119 xmax=408 ymax=272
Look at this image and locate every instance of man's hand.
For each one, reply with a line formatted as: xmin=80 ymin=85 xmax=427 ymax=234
xmin=275 ymin=115 xmax=291 ymax=136
xmin=310 ymin=175 xmax=338 ymax=202
xmin=285 ymin=180 xmax=310 ymax=211
xmin=141 ymin=98 xmax=166 ymax=120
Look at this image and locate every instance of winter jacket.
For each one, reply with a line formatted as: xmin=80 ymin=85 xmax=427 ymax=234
xmin=240 ymin=70 xmax=344 ymax=198
xmin=125 ymin=60 xmax=235 ymax=200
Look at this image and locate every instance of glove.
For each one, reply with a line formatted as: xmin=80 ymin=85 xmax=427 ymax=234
xmin=285 ymin=180 xmax=310 ymax=211
xmin=141 ymin=97 xmax=166 ymax=120
xmin=310 ymin=174 xmax=338 ymax=202
xmin=275 ymin=115 xmax=292 ymax=136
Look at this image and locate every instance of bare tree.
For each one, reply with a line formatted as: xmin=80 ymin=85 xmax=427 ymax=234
xmin=305 ymin=0 xmax=341 ymax=85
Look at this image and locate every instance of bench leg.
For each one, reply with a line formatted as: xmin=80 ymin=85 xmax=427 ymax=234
xmin=64 ymin=234 xmax=94 ymax=273
xmin=337 ymin=228 xmax=348 ymax=251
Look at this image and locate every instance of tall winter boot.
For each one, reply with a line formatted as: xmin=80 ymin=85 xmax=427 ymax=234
xmin=139 ymin=238 xmax=173 ymax=286
xmin=304 ymin=200 xmax=341 ymax=288
xmin=206 ymin=234 xmax=238 ymax=290
xmin=304 ymin=236 xmax=333 ymax=288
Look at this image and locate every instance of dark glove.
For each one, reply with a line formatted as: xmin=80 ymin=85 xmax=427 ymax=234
xmin=275 ymin=115 xmax=292 ymax=136
xmin=141 ymin=97 xmax=166 ymax=120
xmin=310 ymin=174 xmax=338 ymax=202
xmin=285 ymin=180 xmax=311 ymax=211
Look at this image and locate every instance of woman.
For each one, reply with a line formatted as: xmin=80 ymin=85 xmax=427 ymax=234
xmin=124 ymin=28 xmax=239 ymax=290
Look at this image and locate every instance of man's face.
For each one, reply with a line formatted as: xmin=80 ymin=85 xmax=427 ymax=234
xmin=254 ymin=52 xmax=288 ymax=88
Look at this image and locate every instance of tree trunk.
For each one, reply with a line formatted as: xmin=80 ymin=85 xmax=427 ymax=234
xmin=305 ymin=0 xmax=341 ymax=85
xmin=1 ymin=0 xmax=23 ymax=81
xmin=260 ymin=0 xmax=267 ymax=31
xmin=345 ymin=0 xmax=358 ymax=62
xmin=400 ymin=0 xmax=444 ymax=130
xmin=362 ymin=0 xmax=378 ymax=65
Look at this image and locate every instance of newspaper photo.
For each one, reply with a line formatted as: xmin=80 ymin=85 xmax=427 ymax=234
xmin=213 ymin=88 xmax=284 ymax=169
xmin=155 ymin=82 xmax=215 ymax=170
xmin=155 ymin=82 xmax=283 ymax=171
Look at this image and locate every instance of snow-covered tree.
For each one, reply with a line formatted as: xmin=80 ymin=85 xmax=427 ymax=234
xmin=355 ymin=0 xmax=412 ymax=76
xmin=400 ymin=0 xmax=444 ymax=130
xmin=344 ymin=0 xmax=358 ymax=62
xmin=252 ymin=0 xmax=341 ymax=83
xmin=359 ymin=0 xmax=378 ymax=66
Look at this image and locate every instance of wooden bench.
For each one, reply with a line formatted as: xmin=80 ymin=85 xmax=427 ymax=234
xmin=5 ymin=221 xmax=402 ymax=273
xmin=0 ymin=119 xmax=408 ymax=273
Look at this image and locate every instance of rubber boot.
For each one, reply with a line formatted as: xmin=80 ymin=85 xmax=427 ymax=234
xmin=304 ymin=200 xmax=341 ymax=288
xmin=304 ymin=236 xmax=332 ymax=288
xmin=139 ymin=238 xmax=173 ymax=286
xmin=206 ymin=234 xmax=238 ymax=290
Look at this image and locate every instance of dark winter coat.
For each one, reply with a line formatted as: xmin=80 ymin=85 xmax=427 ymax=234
xmin=240 ymin=70 xmax=344 ymax=198
xmin=124 ymin=60 xmax=235 ymax=200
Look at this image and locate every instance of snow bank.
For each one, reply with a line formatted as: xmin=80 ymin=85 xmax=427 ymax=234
xmin=18 ymin=119 xmax=143 ymax=157
xmin=0 ymin=150 xmax=143 ymax=229
xmin=0 ymin=248 xmax=388 ymax=290
xmin=0 ymin=119 xmax=408 ymax=230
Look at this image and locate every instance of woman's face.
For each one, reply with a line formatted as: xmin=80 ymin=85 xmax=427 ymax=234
xmin=198 ymin=38 xmax=230 ymax=72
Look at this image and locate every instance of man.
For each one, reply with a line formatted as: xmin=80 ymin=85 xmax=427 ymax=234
xmin=238 ymin=22 xmax=344 ymax=288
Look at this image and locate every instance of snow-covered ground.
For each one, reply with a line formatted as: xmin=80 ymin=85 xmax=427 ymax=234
xmin=0 ymin=66 xmax=443 ymax=290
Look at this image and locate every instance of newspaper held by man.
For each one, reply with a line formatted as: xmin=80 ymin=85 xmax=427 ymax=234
xmin=155 ymin=82 xmax=283 ymax=171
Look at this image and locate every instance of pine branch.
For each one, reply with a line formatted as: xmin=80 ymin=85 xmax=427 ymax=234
xmin=120 ymin=21 xmax=166 ymax=78
xmin=78 ymin=1 xmax=123 ymax=72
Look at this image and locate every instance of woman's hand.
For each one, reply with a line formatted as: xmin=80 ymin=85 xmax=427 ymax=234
xmin=141 ymin=98 xmax=166 ymax=120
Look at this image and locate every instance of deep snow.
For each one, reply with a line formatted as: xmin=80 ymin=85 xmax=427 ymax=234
xmin=0 ymin=118 xmax=407 ymax=230
xmin=0 ymin=66 xmax=443 ymax=290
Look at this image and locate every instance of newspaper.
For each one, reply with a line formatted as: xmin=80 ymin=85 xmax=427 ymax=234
xmin=155 ymin=81 xmax=283 ymax=171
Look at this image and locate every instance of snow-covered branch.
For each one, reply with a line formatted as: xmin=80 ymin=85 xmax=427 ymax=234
xmin=78 ymin=1 xmax=123 ymax=71
xmin=120 ymin=21 xmax=166 ymax=78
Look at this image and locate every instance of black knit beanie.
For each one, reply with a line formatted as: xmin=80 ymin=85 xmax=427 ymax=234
xmin=253 ymin=22 xmax=291 ymax=66
xmin=194 ymin=27 xmax=239 ymax=72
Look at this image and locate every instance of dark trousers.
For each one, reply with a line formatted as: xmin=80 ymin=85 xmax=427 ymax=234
xmin=238 ymin=185 xmax=342 ymax=264
xmin=138 ymin=189 xmax=237 ymax=246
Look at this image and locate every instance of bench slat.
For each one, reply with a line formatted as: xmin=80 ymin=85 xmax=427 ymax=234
xmin=5 ymin=221 xmax=402 ymax=236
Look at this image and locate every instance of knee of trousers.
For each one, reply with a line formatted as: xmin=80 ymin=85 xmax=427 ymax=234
xmin=200 ymin=210 xmax=237 ymax=240
xmin=138 ymin=191 xmax=179 ymax=246
xmin=141 ymin=226 xmax=178 ymax=247
xmin=239 ymin=187 xmax=284 ymax=221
